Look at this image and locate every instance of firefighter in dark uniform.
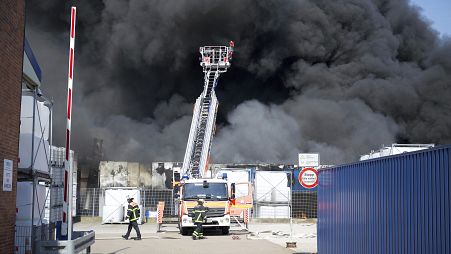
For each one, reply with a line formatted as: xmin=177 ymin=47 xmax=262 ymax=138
xmin=191 ymin=199 xmax=208 ymax=240
xmin=122 ymin=197 xmax=142 ymax=240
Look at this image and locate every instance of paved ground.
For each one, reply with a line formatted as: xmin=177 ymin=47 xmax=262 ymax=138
xmin=74 ymin=221 xmax=317 ymax=254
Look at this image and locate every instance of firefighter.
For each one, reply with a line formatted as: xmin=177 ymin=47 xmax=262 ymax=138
xmin=191 ymin=199 xmax=208 ymax=240
xmin=122 ymin=197 xmax=142 ymax=240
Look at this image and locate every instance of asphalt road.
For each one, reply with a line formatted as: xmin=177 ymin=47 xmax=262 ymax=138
xmin=75 ymin=221 xmax=316 ymax=254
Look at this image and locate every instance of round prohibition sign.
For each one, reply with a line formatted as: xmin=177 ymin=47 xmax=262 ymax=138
xmin=299 ymin=167 xmax=318 ymax=188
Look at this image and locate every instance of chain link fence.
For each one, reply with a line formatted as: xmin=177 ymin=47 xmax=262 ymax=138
xmin=77 ymin=188 xmax=101 ymax=216
xmin=15 ymin=223 xmax=54 ymax=254
xmin=77 ymin=187 xmax=317 ymax=219
xmin=76 ymin=178 xmax=317 ymax=220
xmin=292 ymin=190 xmax=317 ymax=219
xmin=77 ymin=188 xmax=175 ymax=219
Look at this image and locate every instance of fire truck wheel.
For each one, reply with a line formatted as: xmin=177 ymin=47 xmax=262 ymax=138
xmin=180 ymin=227 xmax=189 ymax=236
xmin=221 ymin=227 xmax=230 ymax=235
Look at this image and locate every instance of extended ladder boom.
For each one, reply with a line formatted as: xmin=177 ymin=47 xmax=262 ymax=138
xmin=182 ymin=42 xmax=234 ymax=178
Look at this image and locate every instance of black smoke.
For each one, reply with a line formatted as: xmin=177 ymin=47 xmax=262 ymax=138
xmin=25 ymin=0 xmax=451 ymax=165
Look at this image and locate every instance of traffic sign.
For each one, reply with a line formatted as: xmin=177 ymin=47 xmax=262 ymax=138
xmin=298 ymin=167 xmax=318 ymax=189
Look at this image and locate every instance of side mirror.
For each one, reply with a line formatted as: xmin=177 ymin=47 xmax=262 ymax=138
xmin=230 ymin=183 xmax=236 ymax=200
xmin=230 ymin=183 xmax=236 ymax=205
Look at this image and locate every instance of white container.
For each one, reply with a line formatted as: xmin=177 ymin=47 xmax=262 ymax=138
xmin=104 ymin=188 xmax=141 ymax=207
xmin=18 ymin=133 xmax=50 ymax=173
xmin=257 ymin=205 xmax=290 ymax=218
xmin=16 ymin=182 xmax=47 ymax=224
xmin=50 ymin=146 xmax=75 ymax=169
xmin=15 ymin=220 xmax=32 ymax=254
xmin=20 ymin=96 xmax=50 ymax=141
xmin=255 ymin=172 xmax=290 ymax=203
xmin=102 ymin=205 xmax=124 ymax=223
xmin=50 ymin=166 xmax=64 ymax=185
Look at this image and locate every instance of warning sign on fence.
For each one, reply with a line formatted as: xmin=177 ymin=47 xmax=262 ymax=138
xmin=298 ymin=167 xmax=318 ymax=189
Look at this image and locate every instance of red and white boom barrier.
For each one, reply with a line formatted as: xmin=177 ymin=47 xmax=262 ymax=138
xmin=62 ymin=6 xmax=76 ymax=239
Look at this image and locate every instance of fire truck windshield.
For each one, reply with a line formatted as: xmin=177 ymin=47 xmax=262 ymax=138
xmin=183 ymin=183 xmax=228 ymax=201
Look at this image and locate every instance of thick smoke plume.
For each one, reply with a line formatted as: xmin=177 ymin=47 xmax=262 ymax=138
xmin=26 ymin=0 xmax=451 ymax=165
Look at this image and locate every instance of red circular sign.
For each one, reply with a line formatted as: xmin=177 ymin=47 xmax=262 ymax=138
xmin=299 ymin=167 xmax=318 ymax=188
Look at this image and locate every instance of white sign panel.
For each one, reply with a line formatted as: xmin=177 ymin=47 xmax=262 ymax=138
xmin=3 ymin=159 xmax=13 ymax=191
xmin=298 ymin=153 xmax=320 ymax=167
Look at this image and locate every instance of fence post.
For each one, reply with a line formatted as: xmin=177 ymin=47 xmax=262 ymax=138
xmin=92 ymin=189 xmax=95 ymax=217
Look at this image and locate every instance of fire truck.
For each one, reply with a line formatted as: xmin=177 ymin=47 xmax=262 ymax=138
xmin=170 ymin=42 xmax=237 ymax=235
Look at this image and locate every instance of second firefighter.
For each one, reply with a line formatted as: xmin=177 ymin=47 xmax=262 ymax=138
xmin=190 ymin=199 xmax=209 ymax=240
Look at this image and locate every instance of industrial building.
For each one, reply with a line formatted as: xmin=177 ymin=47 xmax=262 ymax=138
xmin=0 ymin=1 xmax=25 ymax=252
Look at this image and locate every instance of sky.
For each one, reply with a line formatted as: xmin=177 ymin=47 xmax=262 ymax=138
xmin=25 ymin=0 xmax=451 ymax=166
xmin=411 ymin=0 xmax=451 ymax=36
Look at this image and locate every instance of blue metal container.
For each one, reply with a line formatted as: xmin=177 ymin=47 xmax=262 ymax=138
xmin=318 ymin=145 xmax=451 ymax=253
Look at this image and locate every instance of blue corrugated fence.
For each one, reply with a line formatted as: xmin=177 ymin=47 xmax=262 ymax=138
xmin=318 ymin=145 xmax=450 ymax=253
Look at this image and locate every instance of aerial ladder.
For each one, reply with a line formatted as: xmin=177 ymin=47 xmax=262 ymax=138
xmin=181 ymin=41 xmax=234 ymax=178
xmin=158 ymin=42 xmax=236 ymax=234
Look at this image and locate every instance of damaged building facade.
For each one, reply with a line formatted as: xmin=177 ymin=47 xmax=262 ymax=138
xmin=76 ymin=161 xmax=318 ymax=220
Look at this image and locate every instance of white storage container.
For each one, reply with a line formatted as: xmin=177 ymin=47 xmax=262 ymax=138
xmin=50 ymin=146 xmax=75 ymax=169
xmin=102 ymin=205 xmax=124 ymax=223
xmin=18 ymin=133 xmax=50 ymax=173
xmin=15 ymin=220 xmax=32 ymax=254
xmin=104 ymin=188 xmax=141 ymax=207
xmin=257 ymin=205 xmax=290 ymax=218
xmin=20 ymin=95 xmax=50 ymax=141
xmin=16 ymin=182 xmax=47 ymax=224
xmin=50 ymin=166 xmax=64 ymax=185
xmin=254 ymin=171 xmax=290 ymax=203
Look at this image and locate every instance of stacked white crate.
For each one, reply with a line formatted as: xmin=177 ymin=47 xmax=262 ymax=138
xmin=15 ymin=183 xmax=49 ymax=253
xmin=49 ymin=146 xmax=76 ymax=222
xmin=18 ymin=95 xmax=50 ymax=174
xmin=16 ymin=182 xmax=47 ymax=224
xmin=254 ymin=171 xmax=291 ymax=218
xmin=16 ymin=95 xmax=51 ymax=254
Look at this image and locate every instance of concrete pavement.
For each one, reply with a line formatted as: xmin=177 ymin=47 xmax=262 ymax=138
xmin=74 ymin=221 xmax=317 ymax=254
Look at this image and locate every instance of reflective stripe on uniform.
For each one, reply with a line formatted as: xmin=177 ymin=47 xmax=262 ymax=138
xmin=128 ymin=207 xmax=139 ymax=221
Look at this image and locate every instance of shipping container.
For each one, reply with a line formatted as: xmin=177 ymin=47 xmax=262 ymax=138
xmin=318 ymin=145 xmax=451 ymax=254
